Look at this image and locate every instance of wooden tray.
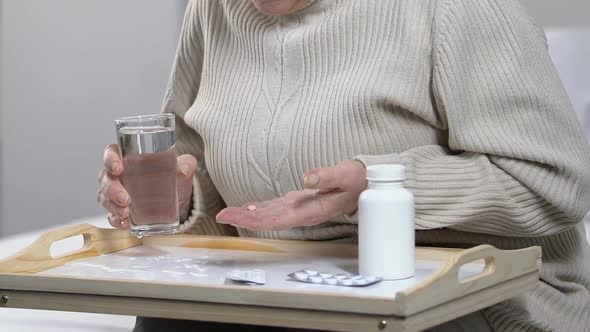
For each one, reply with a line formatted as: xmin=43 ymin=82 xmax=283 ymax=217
xmin=0 ymin=224 xmax=541 ymax=332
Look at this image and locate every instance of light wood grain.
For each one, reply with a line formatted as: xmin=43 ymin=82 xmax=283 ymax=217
xmin=400 ymin=272 xmax=539 ymax=331
xmin=142 ymin=234 xmax=357 ymax=257
xmin=142 ymin=234 xmax=463 ymax=260
xmin=393 ymin=244 xmax=542 ymax=316
xmin=0 ymin=224 xmax=140 ymax=273
xmin=0 ymin=224 xmax=541 ymax=320
xmin=0 ymin=272 xmax=538 ymax=332
xmin=0 ymin=289 xmax=387 ymax=331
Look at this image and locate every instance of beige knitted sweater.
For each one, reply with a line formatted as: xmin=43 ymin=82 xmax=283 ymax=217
xmin=163 ymin=0 xmax=590 ymax=330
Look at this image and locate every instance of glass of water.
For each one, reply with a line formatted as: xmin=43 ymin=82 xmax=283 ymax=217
xmin=115 ymin=113 xmax=179 ymax=237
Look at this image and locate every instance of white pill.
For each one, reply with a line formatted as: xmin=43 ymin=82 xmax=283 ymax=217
xmin=294 ymin=271 xmax=309 ymax=280
xmin=352 ymin=275 xmax=364 ymax=280
xmin=304 ymin=269 xmax=319 ymax=276
xmin=353 ymin=278 xmax=367 ymax=285
xmin=309 ymin=275 xmax=324 ymax=283
xmin=365 ymin=276 xmax=378 ymax=283
xmin=324 ymin=277 xmax=338 ymax=285
xmin=319 ymin=273 xmax=333 ymax=278
xmin=333 ymin=274 xmax=349 ymax=280
xmin=339 ymin=278 xmax=353 ymax=286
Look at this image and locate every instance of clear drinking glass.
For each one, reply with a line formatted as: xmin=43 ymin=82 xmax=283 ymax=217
xmin=115 ymin=113 xmax=179 ymax=237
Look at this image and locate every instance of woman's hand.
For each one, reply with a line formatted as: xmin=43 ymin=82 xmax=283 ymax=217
xmin=96 ymin=144 xmax=197 ymax=229
xmin=216 ymin=160 xmax=366 ymax=231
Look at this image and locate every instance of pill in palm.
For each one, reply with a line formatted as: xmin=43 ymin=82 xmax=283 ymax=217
xmin=247 ymin=204 xmax=257 ymax=211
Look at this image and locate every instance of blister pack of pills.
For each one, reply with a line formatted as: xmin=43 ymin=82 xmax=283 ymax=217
xmin=226 ymin=269 xmax=266 ymax=285
xmin=288 ymin=269 xmax=382 ymax=287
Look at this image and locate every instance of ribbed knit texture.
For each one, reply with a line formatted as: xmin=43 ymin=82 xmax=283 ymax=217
xmin=162 ymin=0 xmax=590 ymax=330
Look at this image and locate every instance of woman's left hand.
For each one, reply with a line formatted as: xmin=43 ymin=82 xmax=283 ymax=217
xmin=216 ymin=161 xmax=366 ymax=231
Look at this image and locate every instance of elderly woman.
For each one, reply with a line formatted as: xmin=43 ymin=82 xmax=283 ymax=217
xmin=97 ymin=0 xmax=590 ymax=331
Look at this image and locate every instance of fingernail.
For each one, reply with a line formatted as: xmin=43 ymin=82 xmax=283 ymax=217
xmin=120 ymin=208 xmax=129 ymax=218
xmin=117 ymin=192 xmax=129 ymax=204
xmin=215 ymin=211 xmax=224 ymax=220
xmin=215 ymin=211 xmax=230 ymax=224
xmin=111 ymin=162 xmax=120 ymax=173
xmin=181 ymin=164 xmax=191 ymax=176
xmin=304 ymin=174 xmax=319 ymax=188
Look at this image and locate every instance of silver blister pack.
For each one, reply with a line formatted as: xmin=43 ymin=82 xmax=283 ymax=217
xmin=289 ymin=269 xmax=382 ymax=287
xmin=226 ymin=269 xmax=266 ymax=285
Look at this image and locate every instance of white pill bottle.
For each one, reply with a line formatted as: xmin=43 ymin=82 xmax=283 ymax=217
xmin=358 ymin=164 xmax=415 ymax=280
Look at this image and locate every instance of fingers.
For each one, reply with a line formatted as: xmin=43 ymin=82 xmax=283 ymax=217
xmin=98 ymin=172 xmax=130 ymax=207
xmin=176 ymin=154 xmax=198 ymax=180
xmin=97 ymin=185 xmax=130 ymax=230
xmin=97 ymin=166 xmax=131 ymax=229
xmin=215 ymin=189 xmax=354 ymax=232
xmin=103 ymin=144 xmax=124 ymax=176
xmin=176 ymin=154 xmax=197 ymax=210
xmin=217 ymin=207 xmax=283 ymax=231
xmin=97 ymin=191 xmax=130 ymax=219
xmin=107 ymin=213 xmax=130 ymax=229
xmin=298 ymin=190 xmax=358 ymax=221
xmin=100 ymin=144 xmax=127 ymax=230
xmin=216 ymin=197 xmax=288 ymax=231
xmin=303 ymin=160 xmax=366 ymax=192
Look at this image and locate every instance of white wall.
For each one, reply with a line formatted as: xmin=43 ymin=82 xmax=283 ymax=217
xmin=0 ymin=0 xmax=185 ymax=236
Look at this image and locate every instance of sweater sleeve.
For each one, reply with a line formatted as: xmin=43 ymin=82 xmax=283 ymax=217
xmin=354 ymin=0 xmax=590 ymax=237
xmin=162 ymin=1 xmax=236 ymax=236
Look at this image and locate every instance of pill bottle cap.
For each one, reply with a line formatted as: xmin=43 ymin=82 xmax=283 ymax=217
xmin=366 ymin=164 xmax=405 ymax=181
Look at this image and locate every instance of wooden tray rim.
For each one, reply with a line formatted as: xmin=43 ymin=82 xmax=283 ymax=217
xmin=0 ymin=224 xmax=542 ymax=317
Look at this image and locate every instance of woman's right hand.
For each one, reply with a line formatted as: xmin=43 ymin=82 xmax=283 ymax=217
xmin=97 ymin=144 xmax=198 ymax=229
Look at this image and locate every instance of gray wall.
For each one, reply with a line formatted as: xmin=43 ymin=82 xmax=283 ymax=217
xmin=0 ymin=0 xmax=3 ymax=236
xmin=546 ymin=30 xmax=590 ymax=141
xmin=0 ymin=0 xmax=4 ymax=236
xmin=0 ymin=0 xmax=185 ymax=236
xmin=520 ymin=0 xmax=590 ymax=27
xmin=0 ymin=0 xmax=588 ymax=236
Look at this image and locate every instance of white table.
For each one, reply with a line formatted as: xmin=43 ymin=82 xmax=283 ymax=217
xmin=0 ymin=216 xmax=136 ymax=332
xmin=1 ymin=216 xmax=589 ymax=332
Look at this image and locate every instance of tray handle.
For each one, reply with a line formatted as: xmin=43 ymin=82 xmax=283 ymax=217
xmin=397 ymin=244 xmax=541 ymax=315
xmin=0 ymin=223 xmax=141 ymax=274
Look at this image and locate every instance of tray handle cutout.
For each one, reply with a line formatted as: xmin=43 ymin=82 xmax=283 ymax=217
xmin=396 ymin=244 xmax=541 ymax=316
xmin=455 ymin=247 xmax=496 ymax=284
xmin=49 ymin=234 xmax=85 ymax=259
xmin=0 ymin=223 xmax=141 ymax=274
